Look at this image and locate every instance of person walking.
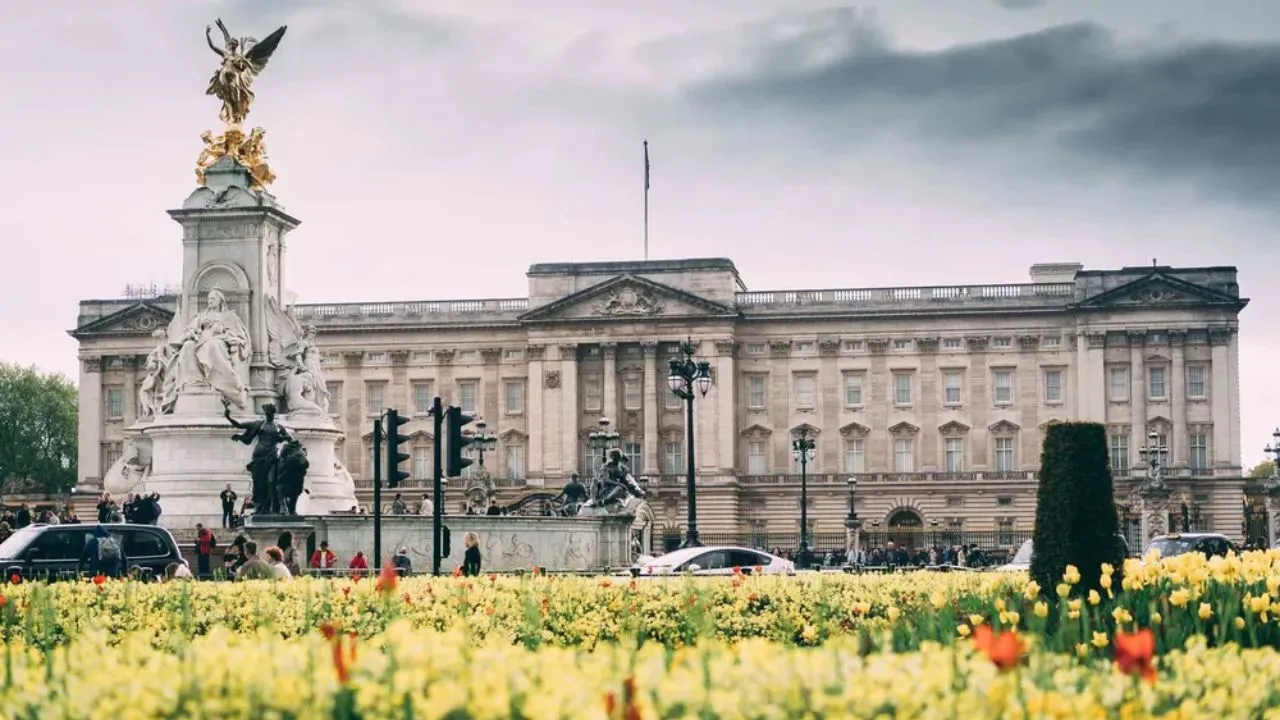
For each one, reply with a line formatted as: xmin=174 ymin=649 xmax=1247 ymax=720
xmin=220 ymin=484 xmax=237 ymax=529
xmin=462 ymin=532 xmax=482 ymax=576
xmin=80 ymin=525 xmax=127 ymax=578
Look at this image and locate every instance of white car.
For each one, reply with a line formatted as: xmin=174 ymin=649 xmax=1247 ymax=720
xmin=633 ymin=546 xmax=795 ymax=576
xmin=996 ymin=540 xmax=1033 ymax=572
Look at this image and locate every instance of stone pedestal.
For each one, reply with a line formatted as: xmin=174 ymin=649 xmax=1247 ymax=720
xmin=845 ymin=517 xmax=863 ymax=554
xmin=1266 ymin=490 xmax=1280 ymax=550
xmin=1137 ymin=486 xmax=1173 ymax=551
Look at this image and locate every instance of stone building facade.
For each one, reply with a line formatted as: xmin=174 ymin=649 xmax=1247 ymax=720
xmin=71 ymin=258 xmax=1248 ymax=543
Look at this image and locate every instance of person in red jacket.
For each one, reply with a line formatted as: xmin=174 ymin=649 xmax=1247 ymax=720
xmin=309 ymin=540 xmax=337 ymax=574
xmin=347 ymin=550 xmax=369 ymax=578
xmin=195 ymin=524 xmax=217 ymax=578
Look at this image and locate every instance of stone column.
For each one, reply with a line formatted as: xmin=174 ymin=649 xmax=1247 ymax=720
xmin=558 ymin=343 xmax=579 ymax=477
xmin=389 ymin=350 xmax=410 ymax=414
xmin=526 ymin=345 xmax=545 ymax=481
xmin=641 ymin=342 xmax=659 ymax=475
xmin=1129 ymin=332 xmax=1147 ymax=460
xmin=1267 ymin=491 xmax=1280 ymax=550
xmin=78 ymin=356 xmax=104 ymax=487
xmin=693 ymin=339 xmax=716 ymax=472
xmin=341 ymin=352 xmax=364 ymax=472
xmin=481 ymin=347 xmax=503 ymax=425
xmin=121 ymin=356 xmax=140 ymax=426
xmin=1225 ymin=328 xmax=1242 ymax=469
xmin=1210 ymin=329 xmax=1231 ymax=468
xmin=964 ymin=338 xmax=989 ymax=469
xmin=602 ymin=343 xmax=618 ymax=425
xmin=716 ymin=340 xmax=739 ymax=475
xmin=1170 ymin=332 xmax=1187 ymax=467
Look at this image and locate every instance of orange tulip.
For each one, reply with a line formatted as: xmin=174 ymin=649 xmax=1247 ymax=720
xmin=972 ymin=624 xmax=1024 ymax=671
xmin=1114 ymin=628 xmax=1157 ymax=683
xmin=375 ymin=562 xmax=398 ymax=595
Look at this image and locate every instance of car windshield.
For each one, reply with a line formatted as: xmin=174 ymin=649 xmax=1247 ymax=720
xmin=1147 ymin=537 xmax=1196 ymax=557
xmin=0 ymin=526 xmax=42 ymax=559
xmin=1010 ymin=540 xmax=1033 ymax=565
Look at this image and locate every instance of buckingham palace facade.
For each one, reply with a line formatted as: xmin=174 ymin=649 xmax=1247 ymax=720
xmin=71 ymin=258 xmax=1248 ymax=541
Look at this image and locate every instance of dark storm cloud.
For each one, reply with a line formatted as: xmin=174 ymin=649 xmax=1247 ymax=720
xmin=688 ymin=18 xmax=1280 ymax=205
xmin=206 ymin=0 xmax=458 ymax=53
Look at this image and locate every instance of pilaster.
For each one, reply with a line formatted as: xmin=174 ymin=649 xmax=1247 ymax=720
xmin=481 ymin=347 xmax=502 ymax=427
xmin=602 ymin=343 xmax=618 ymax=425
xmin=558 ymin=343 xmax=579 ymax=476
xmin=716 ymin=340 xmax=739 ymax=475
xmin=1210 ymin=329 xmax=1231 ymax=467
xmin=1129 ymin=332 xmax=1147 ymax=453
xmin=818 ymin=338 xmax=840 ymax=472
xmin=1170 ymin=333 xmax=1187 ymax=466
xmin=78 ymin=356 xmax=104 ymax=487
xmin=389 ymin=350 xmax=410 ymax=414
xmin=641 ymin=342 xmax=659 ymax=474
xmin=526 ymin=345 xmax=545 ymax=478
xmin=341 ymin=352 xmax=364 ymax=471
xmin=121 ymin=356 xmax=140 ymax=426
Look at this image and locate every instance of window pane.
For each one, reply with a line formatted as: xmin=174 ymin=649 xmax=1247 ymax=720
xmin=624 ymin=377 xmax=642 ymax=410
xmin=1189 ymin=434 xmax=1208 ymax=469
xmin=1148 ymin=367 xmax=1166 ymax=399
xmin=413 ymin=383 xmax=432 ymax=414
xmin=844 ymin=375 xmax=863 ymax=406
xmin=994 ymin=437 xmax=1014 ymax=472
xmin=583 ymin=375 xmax=602 ymax=411
xmin=505 ymin=445 xmax=525 ymax=480
xmin=366 ymin=383 xmax=384 ymax=413
xmin=1110 ymin=435 xmax=1129 ymax=474
xmin=624 ymin=442 xmax=643 ymax=474
xmin=106 ymin=388 xmax=123 ymax=419
xmin=844 ymin=439 xmax=865 ymax=473
xmin=894 ymin=375 xmax=912 ymax=405
xmin=1187 ymin=366 xmax=1206 ymax=397
xmin=413 ymin=447 xmax=430 ymax=480
xmin=664 ymin=442 xmax=682 ymax=474
xmin=993 ymin=371 xmax=1013 ymax=404
xmin=894 ymin=439 xmax=913 ymax=472
xmin=458 ymin=382 xmax=477 ymax=413
xmin=748 ymin=441 xmax=767 ymax=474
xmin=1044 ymin=371 xmax=1062 ymax=402
xmin=944 ymin=373 xmax=961 ymax=404
xmin=795 ymin=376 xmax=815 ymax=408
xmin=945 ymin=437 xmax=964 ymax=472
xmin=1110 ymin=368 xmax=1129 ymax=401
xmin=504 ymin=381 xmax=523 ymax=413
xmin=748 ymin=377 xmax=766 ymax=408
xmin=326 ymin=383 xmax=342 ymax=414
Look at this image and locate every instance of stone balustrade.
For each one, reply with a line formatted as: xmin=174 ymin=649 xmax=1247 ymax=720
xmin=735 ymin=283 xmax=1076 ymax=314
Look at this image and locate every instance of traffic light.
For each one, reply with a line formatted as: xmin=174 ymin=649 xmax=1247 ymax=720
xmin=445 ymin=406 xmax=476 ymax=477
xmin=385 ymin=409 xmax=411 ymax=489
xmin=440 ymin=526 xmax=451 ymax=558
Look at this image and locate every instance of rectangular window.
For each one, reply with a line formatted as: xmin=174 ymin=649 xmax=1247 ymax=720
xmin=1044 ymin=370 xmax=1063 ymax=403
xmin=326 ymin=382 xmax=342 ymax=415
xmin=944 ymin=372 xmax=962 ymax=405
xmin=624 ymin=442 xmax=643 ymax=474
xmin=504 ymin=348 xmax=524 ymax=361
xmin=944 ymin=437 xmax=965 ymax=472
xmin=843 ymin=341 xmax=863 ymax=351
xmin=1109 ymin=367 xmax=1129 ymax=401
xmin=747 ymin=376 xmax=766 ymax=409
xmin=505 ymin=445 xmax=526 ymax=480
xmin=456 ymin=350 xmax=477 ymax=363
xmin=991 ymin=337 xmax=1012 ymax=349
xmin=794 ymin=375 xmax=816 ymax=409
xmin=1110 ymin=434 xmax=1130 ymax=475
xmin=942 ymin=338 xmax=963 ymax=350
xmin=893 ymin=339 xmax=912 ymax=350
xmin=624 ymin=377 xmax=642 ymax=410
xmin=893 ymin=373 xmax=912 ymax=405
xmin=412 ymin=382 xmax=433 ymax=415
xmin=844 ymin=374 xmax=863 ymax=407
xmin=413 ymin=447 xmax=430 ymax=481
xmin=663 ymin=441 xmax=683 ymax=475
xmin=844 ymin=439 xmax=865 ymax=473
xmin=745 ymin=343 xmax=766 ymax=355
xmin=1148 ymin=366 xmax=1167 ymax=400
xmin=994 ymin=437 xmax=1015 ymax=472
xmin=747 ymin=441 xmax=768 ymax=475
xmin=1187 ymin=365 xmax=1207 ymax=398
xmin=997 ymin=519 xmax=1015 ymax=545
xmin=893 ymin=439 xmax=914 ymax=472
xmin=1189 ymin=434 xmax=1209 ymax=470
xmin=365 ymin=382 xmax=385 ymax=414
xmin=105 ymin=388 xmax=123 ymax=419
xmin=794 ymin=341 xmax=815 ymax=354
xmin=103 ymin=443 xmax=122 ymax=468
xmin=1042 ymin=336 xmax=1061 ymax=348
xmin=504 ymin=380 xmax=524 ymax=414
xmin=993 ymin=371 xmax=1013 ymax=404
xmin=457 ymin=381 xmax=477 ymax=414
xmin=583 ymin=375 xmax=602 ymax=412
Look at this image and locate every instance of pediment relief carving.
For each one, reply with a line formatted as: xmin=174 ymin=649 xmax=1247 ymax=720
xmin=499 ymin=428 xmax=528 ymax=442
xmin=888 ymin=421 xmax=919 ymax=437
xmin=989 ymin=420 xmax=1020 ymax=435
xmin=71 ymin=301 xmax=177 ymax=338
xmin=839 ymin=422 xmax=870 ymax=438
xmin=659 ymin=424 xmax=684 ymax=441
xmin=938 ymin=421 xmax=970 ymax=436
xmin=1077 ymin=273 xmax=1244 ymax=310
xmin=740 ymin=424 xmax=773 ymax=440
xmin=790 ymin=423 xmax=821 ymax=438
xmin=518 ymin=274 xmax=736 ymax=323
xmin=1038 ymin=419 xmax=1065 ymax=431
xmin=1146 ymin=416 xmax=1172 ymax=431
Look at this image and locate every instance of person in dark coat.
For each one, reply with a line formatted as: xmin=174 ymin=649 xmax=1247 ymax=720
xmin=462 ymin=532 xmax=482 ymax=576
xmin=79 ymin=525 xmax=128 ymax=578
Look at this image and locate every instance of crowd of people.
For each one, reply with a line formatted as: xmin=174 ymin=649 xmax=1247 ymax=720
xmin=95 ymin=492 xmax=163 ymax=524
xmin=0 ymin=503 xmax=82 ymax=541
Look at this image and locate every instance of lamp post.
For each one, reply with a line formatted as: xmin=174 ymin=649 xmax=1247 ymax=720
xmin=792 ymin=428 xmax=816 ymax=568
xmin=471 ymin=418 xmax=498 ymax=471
xmin=1263 ymin=428 xmax=1280 ymax=482
xmin=1138 ymin=430 xmax=1169 ymax=487
xmin=587 ymin=416 xmax=620 ymax=473
xmin=667 ymin=338 xmax=713 ymax=549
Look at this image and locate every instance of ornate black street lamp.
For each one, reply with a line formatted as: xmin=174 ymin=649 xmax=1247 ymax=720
xmin=1138 ymin=430 xmax=1169 ymax=487
xmin=471 ymin=418 xmax=498 ymax=471
xmin=587 ymin=416 xmax=620 ymax=473
xmin=1263 ymin=428 xmax=1280 ymax=480
xmin=844 ymin=477 xmax=861 ymax=564
xmin=667 ymin=339 xmax=713 ymax=549
xmin=792 ymin=428 xmax=816 ymax=567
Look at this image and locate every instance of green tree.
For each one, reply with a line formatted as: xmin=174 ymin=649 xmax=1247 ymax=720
xmin=1031 ymin=422 xmax=1124 ymax=595
xmin=0 ymin=363 xmax=77 ymax=495
xmin=1246 ymin=460 xmax=1276 ymax=479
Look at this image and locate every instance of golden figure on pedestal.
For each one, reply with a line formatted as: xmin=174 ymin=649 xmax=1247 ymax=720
xmin=196 ymin=19 xmax=287 ymax=190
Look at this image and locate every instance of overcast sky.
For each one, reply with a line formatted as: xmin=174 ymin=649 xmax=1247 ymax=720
xmin=2 ymin=0 xmax=1278 ymax=466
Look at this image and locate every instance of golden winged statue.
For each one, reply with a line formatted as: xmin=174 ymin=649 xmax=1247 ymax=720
xmin=205 ymin=19 xmax=287 ymax=127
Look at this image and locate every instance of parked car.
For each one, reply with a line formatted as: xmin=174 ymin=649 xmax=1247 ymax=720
xmin=632 ymin=546 xmax=794 ymax=577
xmin=1144 ymin=533 xmax=1236 ymax=560
xmin=0 ymin=523 xmax=184 ymax=581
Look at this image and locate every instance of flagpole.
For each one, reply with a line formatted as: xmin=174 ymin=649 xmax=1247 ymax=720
xmin=643 ymin=140 xmax=650 ymax=261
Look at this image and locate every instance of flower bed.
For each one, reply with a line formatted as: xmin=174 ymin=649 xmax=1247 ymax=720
xmin=6 ymin=552 xmax=1280 ymax=717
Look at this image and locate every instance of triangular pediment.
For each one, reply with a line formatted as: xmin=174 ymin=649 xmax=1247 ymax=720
xmin=989 ymin=420 xmax=1021 ymax=434
xmin=518 ymin=274 xmax=738 ymax=323
xmin=938 ymin=421 xmax=970 ymax=435
xmin=740 ymin=423 xmax=773 ymax=439
xmin=68 ymin=301 xmax=177 ymax=339
xmin=839 ymin=422 xmax=870 ymax=438
xmin=1076 ymin=273 xmax=1245 ymax=311
xmin=790 ymin=423 xmax=821 ymax=438
xmin=889 ymin=421 xmax=919 ymax=437
xmin=499 ymin=428 xmax=528 ymax=442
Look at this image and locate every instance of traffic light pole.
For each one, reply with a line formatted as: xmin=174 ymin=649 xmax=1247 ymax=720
xmin=432 ymin=395 xmax=444 ymax=576
xmin=372 ymin=416 xmax=383 ymax=568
